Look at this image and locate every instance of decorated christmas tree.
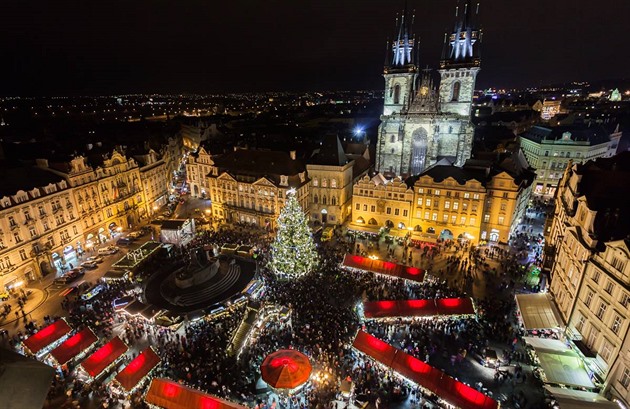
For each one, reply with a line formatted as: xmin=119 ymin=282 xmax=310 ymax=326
xmin=269 ymin=189 xmax=318 ymax=277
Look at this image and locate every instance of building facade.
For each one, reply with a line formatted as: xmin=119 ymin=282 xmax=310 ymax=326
xmin=307 ymin=134 xmax=370 ymax=226
xmin=351 ymin=153 xmax=534 ymax=245
xmin=546 ymin=152 xmax=630 ymax=398
xmin=376 ymin=2 xmax=480 ymax=177
xmin=206 ymin=149 xmax=310 ymax=230
xmin=520 ymin=124 xmax=621 ymax=197
xmin=0 ymin=167 xmax=84 ymax=289
xmin=186 ymin=146 xmax=213 ymax=198
xmin=135 ymin=149 xmax=171 ymax=217
xmin=38 ymin=149 xmax=145 ymax=249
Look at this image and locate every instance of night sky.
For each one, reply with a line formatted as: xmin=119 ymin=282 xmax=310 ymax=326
xmin=1 ymin=0 xmax=628 ymax=96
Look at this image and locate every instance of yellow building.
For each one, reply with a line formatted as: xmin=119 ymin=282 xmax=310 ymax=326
xmin=351 ymin=174 xmax=414 ymax=236
xmin=307 ymin=134 xmax=370 ymax=225
xmin=135 ymin=149 xmax=171 ymax=217
xmin=39 ymin=149 xmax=145 ymax=247
xmin=0 ymin=166 xmax=83 ymax=287
xmin=350 ymin=153 xmax=534 ymax=244
xmin=206 ymin=149 xmax=310 ymax=230
xmin=186 ymin=146 xmax=212 ymax=198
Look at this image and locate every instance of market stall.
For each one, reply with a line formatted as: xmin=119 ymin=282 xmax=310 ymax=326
xmin=544 ymin=386 xmax=618 ymax=408
xmin=49 ymin=328 xmax=98 ymax=367
xmin=342 ymin=254 xmax=425 ymax=283
xmin=22 ymin=319 xmax=72 ymax=358
xmin=144 ymin=378 xmax=247 ymax=409
xmin=352 ymin=331 xmax=499 ymax=409
xmin=515 ymin=293 xmax=564 ymax=335
xmin=524 ymin=337 xmax=596 ymax=390
xmin=362 ymin=298 xmax=475 ymax=319
xmin=113 ymin=347 xmax=160 ymax=394
xmin=79 ymin=336 xmax=128 ymax=380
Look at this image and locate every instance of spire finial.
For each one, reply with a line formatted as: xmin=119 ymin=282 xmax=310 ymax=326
xmin=476 ymin=2 xmax=480 ymax=14
xmin=455 ymin=6 xmax=459 ymax=17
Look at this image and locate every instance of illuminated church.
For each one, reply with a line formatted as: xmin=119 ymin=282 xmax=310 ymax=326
xmin=376 ymin=1 xmax=482 ymax=178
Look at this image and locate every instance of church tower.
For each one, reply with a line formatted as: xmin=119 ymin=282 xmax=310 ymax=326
xmin=383 ymin=8 xmax=418 ymax=116
xmin=438 ymin=0 xmax=481 ymax=117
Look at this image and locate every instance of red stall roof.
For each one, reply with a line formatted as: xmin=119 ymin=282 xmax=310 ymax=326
xmin=80 ymin=336 xmax=128 ymax=378
xmin=23 ymin=319 xmax=72 ymax=355
xmin=352 ymin=331 xmax=499 ymax=409
xmin=363 ymin=298 xmax=474 ymax=319
xmin=50 ymin=328 xmax=98 ymax=365
xmin=342 ymin=254 xmax=425 ymax=283
xmin=145 ymin=378 xmax=247 ymax=409
xmin=352 ymin=330 xmax=398 ymax=368
xmin=115 ymin=347 xmax=160 ymax=392
xmin=436 ymin=298 xmax=475 ymax=316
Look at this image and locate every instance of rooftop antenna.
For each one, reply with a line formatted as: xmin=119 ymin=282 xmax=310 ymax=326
xmin=455 ymin=5 xmax=459 ymax=17
xmin=464 ymin=2 xmax=468 ymax=14
xmin=476 ymin=2 xmax=480 ymax=14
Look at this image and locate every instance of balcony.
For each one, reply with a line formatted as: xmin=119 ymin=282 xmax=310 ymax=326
xmin=52 ymin=206 xmax=62 ymax=214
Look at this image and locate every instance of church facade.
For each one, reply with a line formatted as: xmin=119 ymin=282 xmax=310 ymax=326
xmin=376 ymin=1 xmax=481 ymax=178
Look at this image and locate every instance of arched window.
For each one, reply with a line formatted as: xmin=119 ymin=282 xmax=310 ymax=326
xmin=313 ymin=195 xmax=318 ymax=204
xmin=322 ymin=196 xmax=327 ymax=205
xmin=451 ymin=81 xmax=461 ymax=102
xmin=393 ymin=84 xmax=401 ymax=104
xmin=331 ymin=196 xmax=337 ymax=206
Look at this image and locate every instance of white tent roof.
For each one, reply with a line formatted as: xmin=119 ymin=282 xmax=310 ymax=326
xmin=523 ymin=336 xmax=570 ymax=353
xmin=515 ymin=293 xmax=564 ymax=330
xmin=536 ymin=349 xmax=595 ymax=389
xmin=545 ymin=386 xmax=617 ymax=408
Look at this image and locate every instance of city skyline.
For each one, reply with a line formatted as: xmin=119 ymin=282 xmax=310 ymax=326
xmin=1 ymin=0 xmax=629 ymax=96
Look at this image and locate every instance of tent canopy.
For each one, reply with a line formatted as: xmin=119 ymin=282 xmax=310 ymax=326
xmin=261 ymin=350 xmax=312 ymax=390
xmin=363 ymin=298 xmax=475 ymax=319
xmin=515 ymin=293 xmax=563 ymax=330
xmin=22 ymin=319 xmax=72 ymax=355
xmin=115 ymin=347 xmax=160 ymax=392
xmin=523 ymin=337 xmax=570 ymax=353
xmin=536 ymin=349 xmax=595 ymax=389
xmin=352 ymin=331 xmax=498 ymax=409
xmin=50 ymin=328 xmax=98 ymax=366
xmin=544 ymin=386 xmax=618 ymax=408
xmin=342 ymin=254 xmax=425 ymax=283
xmin=81 ymin=336 xmax=128 ymax=378
xmin=145 ymin=378 xmax=247 ymax=409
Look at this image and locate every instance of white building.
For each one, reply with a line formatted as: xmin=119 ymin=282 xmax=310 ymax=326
xmin=519 ymin=124 xmax=620 ymax=197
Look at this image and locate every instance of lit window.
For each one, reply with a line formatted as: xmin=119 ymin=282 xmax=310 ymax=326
xmin=453 ymin=202 xmax=459 ymax=210
xmin=425 ymin=198 xmax=431 ymax=206
xmin=434 ymin=190 xmax=440 ymax=196
xmin=612 ymin=315 xmax=622 ymax=335
xmin=331 ymin=179 xmax=337 ymax=188
xmin=483 ymin=214 xmax=490 ymax=223
xmin=432 ymin=213 xmax=438 ymax=221
xmin=464 ymin=193 xmax=470 ymax=199
xmin=444 ymin=201 xmax=450 ymax=209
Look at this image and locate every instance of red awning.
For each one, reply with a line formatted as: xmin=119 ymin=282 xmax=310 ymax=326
xmin=342 ymin=254 xmax=425 ymax=283
xmin=352 ymin=331 xmax=498 ymax=409
xmin=390 ymin=352 xmax=443 ymax=393
xmin=435 ymin=298 xmax=475 ymax=316
xmin=115 ymin=347 xmax=160 ymax=392
xmin=352 ymin=330 xmax=398 ymax=367
xmin=261 ymin=350 xmax=312 ymax=390
xmin=23 ymin=319 xmax=72 ymax=355
xmin=363 ymin=298 xmax=473 ymax=319
xmin=50 ymin=328 xmax=98 ymax=366
xmin=80 ymin=336 xmax=128 ymax=378
xmin=145 ymin=378 xmax=247 ymax=409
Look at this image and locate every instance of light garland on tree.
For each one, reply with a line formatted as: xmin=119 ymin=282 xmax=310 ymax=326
xmin=269 ymin=188 xmax=318 ymax=277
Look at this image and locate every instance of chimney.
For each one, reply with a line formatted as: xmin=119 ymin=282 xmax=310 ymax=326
xmin=290 ymin=150 xmax=296 ymax=160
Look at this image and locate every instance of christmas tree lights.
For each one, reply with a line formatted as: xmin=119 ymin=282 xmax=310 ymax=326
xmin=269 ymin=189 xmax=318 ymax=277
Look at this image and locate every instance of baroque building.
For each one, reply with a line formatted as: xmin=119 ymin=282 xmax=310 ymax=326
xmin=545 ymin=152 xmax=630 ymax=397
xmin=352 ymin=152 xmax=534 ymax=245
xmin=307 ymin=134 xmax=370 ymax=225
xmin=206 ymin=148 xmax=310 ymax=230
xmin=519 ymin=124 xmax=620 ymax=196
xmin=37 ymin=149 xmax=145 ymax=248
xmin=0 ymin=165 xmax=83 ymax=289
xmin=376 ymin=1 xmax=480 ymax=178
xmin=186 ymin=145 xmax=213 ymax=198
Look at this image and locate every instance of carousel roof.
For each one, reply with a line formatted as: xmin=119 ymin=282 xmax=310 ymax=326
xmin=261 ymin=349 xmax=313 ymax=390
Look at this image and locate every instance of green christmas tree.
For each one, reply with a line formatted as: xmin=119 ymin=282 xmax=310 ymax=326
xmin=269 ymin=189 xmax=318 ymax=277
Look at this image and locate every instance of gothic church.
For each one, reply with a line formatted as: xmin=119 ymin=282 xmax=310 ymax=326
xmin=376 ymin=1 xmax=482 ymax=178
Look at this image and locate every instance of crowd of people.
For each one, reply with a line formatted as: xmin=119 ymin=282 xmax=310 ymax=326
xmin=0 ymin=200 xmax=556 ymax=409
